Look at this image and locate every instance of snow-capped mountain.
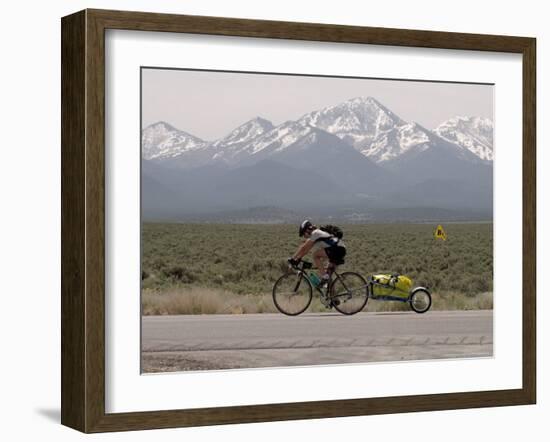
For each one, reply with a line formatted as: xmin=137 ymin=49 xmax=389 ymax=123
xmin=142 ymin=121 xmax=205 ymax=160
xmin=207 ymin=119 xmax=388 ymax=193
xmin=366 ymin=121 xmax=486 ymax=165
xmin=435 ymin=116 xmax=493 ymax=161
xmin=299 ymin=96 xmax=406 ymax=152
xmin=299 ymin=97 xmax=492 ymax=165
xmin=164 ymin=118 xmax=349 ymax=167
xmin=241 ymin=120 xmax=321 ymax=160
xmin=142 ymin=98 xmax=494 ymax=167
xmin=208 ymin=117 xmax=274 ymax=162
xmin=141 ymin=97 xmax=494 ymax=219
xmin=360 ymin=122 xmax=431 ymax=162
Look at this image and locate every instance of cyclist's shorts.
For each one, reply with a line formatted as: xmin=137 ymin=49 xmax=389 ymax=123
xmin=325 ymin=245 xmax=346 ymax=265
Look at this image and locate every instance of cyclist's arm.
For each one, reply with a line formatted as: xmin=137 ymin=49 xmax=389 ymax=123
xmin=293 ymin=239 xmax=315 ymax=260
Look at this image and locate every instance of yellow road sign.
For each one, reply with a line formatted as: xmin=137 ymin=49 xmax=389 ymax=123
xmin=434 ymin=224 xmax=447 ymax=241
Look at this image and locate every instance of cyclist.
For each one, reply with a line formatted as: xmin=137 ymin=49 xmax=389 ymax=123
xmin=288 ymin=220 xmax=346 ymax=287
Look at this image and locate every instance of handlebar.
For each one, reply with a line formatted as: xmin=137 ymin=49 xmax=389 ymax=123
xmin=287 ymin=259 xmax=313 ymax=270
xmin=301 ymin=261 xmax=313 ymax=269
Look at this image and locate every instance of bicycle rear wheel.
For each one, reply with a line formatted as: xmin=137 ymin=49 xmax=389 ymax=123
xmin=272 ymin=272 xmax=313 ymax=316
xmin=330 ymin=272 xmax=368 ymax=315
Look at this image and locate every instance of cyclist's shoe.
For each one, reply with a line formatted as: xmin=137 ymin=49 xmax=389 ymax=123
xmin=317 ymin=274 xmax=330 ymax=289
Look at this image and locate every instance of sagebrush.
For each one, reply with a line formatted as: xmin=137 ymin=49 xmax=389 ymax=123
xmin=142 ymin=222 xmax=493 ymax=312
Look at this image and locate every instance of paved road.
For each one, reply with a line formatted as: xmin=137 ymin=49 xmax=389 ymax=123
xmin=141 ymin=310 xmax=492 ymax=372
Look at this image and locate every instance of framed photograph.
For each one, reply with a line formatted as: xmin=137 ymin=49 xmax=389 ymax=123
xmin=61 ymin=9 xmax=536 ymax=433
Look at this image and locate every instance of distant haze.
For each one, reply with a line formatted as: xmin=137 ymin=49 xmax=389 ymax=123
xmin=142 ymin=68 xmax=493 ymax=141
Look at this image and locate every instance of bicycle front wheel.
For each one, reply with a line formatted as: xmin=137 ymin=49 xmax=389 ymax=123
xmin=330 ymin=272 xmax=368 ymax=315
xmin=272 ymin=272 xmax=313 ymax=316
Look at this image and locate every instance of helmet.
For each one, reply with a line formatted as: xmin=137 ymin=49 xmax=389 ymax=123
xmin=299 ymin=219 xmax=313 ymax=237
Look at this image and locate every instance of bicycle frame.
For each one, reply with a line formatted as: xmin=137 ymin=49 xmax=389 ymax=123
xmin=293 ymin=266 xmax=356 ymax=302
xmin=294 ymin=267 xmax=334 ymax=296
xmin=294 ymin=265 xmax=417 ymax=303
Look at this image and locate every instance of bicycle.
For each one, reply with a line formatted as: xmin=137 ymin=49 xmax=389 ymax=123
xmin=272 ymin=260 xmax=368 ymax=316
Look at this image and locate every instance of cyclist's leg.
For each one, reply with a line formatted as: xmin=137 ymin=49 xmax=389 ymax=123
xmin=313 ymin=248 xmax=329 ymax=278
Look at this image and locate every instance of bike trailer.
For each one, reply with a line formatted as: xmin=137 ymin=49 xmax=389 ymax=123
xmin=372 ymin=274 xmax=412 ymax=298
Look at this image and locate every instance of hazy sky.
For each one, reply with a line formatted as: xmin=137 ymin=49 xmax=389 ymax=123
xmin=142 ymin=68 xmax=493 ymax=141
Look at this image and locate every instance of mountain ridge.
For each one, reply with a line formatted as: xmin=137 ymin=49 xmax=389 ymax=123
xmin=142 ymin=97 xmax=493 ymax=166
xmin=141 ymin=96 xmax=493 ymax=221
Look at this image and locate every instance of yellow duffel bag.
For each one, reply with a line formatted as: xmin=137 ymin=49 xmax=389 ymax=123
xmin=372 ymin=274 xmax=412 ymax=298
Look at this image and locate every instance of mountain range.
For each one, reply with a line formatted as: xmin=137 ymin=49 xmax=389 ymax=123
xmin=141 ymin=96 xmax=493 ymax=222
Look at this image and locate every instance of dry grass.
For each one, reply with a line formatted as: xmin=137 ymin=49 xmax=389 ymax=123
xmin=143 ymin=286 xmax=492 ymax=315
xmin=142 ymin=287 xmax=279 ymax=315
xmin=433 ymin=291 xmax=493 ymax=310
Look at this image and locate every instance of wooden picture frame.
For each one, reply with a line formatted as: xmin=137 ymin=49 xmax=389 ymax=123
xmin=61 ymin=9 xmax=536 ymax=433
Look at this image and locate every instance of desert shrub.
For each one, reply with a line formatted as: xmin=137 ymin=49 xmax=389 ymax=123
xmin=142 ymin=222 xmax=493 ymax=305
xmin=162 ymin=266 xmax=196 ymax=283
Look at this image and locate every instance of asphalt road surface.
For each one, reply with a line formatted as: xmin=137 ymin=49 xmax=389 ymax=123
xmin=141 ymin=310 xmax=492 ymax=373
